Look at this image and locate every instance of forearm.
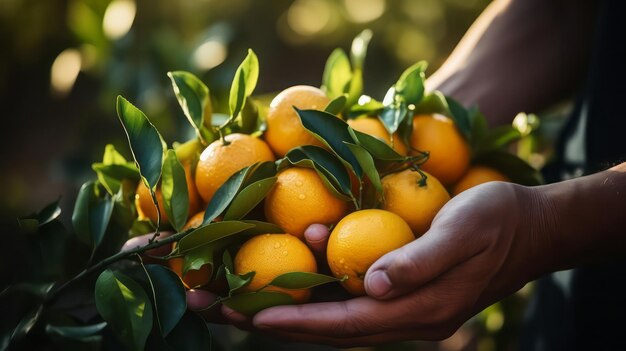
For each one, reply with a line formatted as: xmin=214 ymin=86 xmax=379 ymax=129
xmin=427 ymin=0 xmax=597 ymax=126
xmin=534 ymin=162 xmax=626 ymax=273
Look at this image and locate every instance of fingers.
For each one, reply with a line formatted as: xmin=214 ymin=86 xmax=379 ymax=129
xmin=365 ymin=227 xmax=474 ymax=300
xmin=303 ymin=223 xmax=330 ymax=255
xmin=222 ymin=305 xmax=254 ymax=331
xmin=253 ymin=297 xmax=408 ymax=337
xmin=186 ymin=289 xmax=229 ymax=324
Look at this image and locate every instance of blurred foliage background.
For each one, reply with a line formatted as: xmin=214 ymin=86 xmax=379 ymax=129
xmin=0 ymin=0 xmax=541 ymax=350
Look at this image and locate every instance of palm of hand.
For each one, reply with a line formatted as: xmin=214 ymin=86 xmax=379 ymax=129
xmin=249 ymin=182 xmax=544 ymax=347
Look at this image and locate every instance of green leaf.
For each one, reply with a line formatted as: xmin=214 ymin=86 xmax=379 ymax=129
xmin=346 ymin=30 xmax=373 ymax=109
xmin=468 ymin=107 xmax=489 ymax=149
xmin=445 ymin=96 xmax=472 ymax=140
xmin=45 ymin=322 xmax=107 ymax=340
xmin=144 ymin=265 xmax=187 ymax=337
xmin=222 ymin=249 xmax=235 ymax=272
xmin=350 ymin=29 xmax=373 ymax=70
xmin=182 ymin=247 xmax=214 ymax=279
xmin=240 ymin=220 xmax=285 ymax=235
xmin=324 ymin=94 xmax=348 ymax=115
xmin=222 ymin=291 xmax=294 ymax=316
xmin=349 ymin=129 xmax=405 ymax=161
xmin=163 ymin=312 xmax=212 ymax=351
xmin=203 ymin=166 xmax=253 ymax=223
xmin=474 ymin=151 xmax=544 ymax=186
xmin=72 ymin=181 xmax=114 ymax=249
xmin=279 ymin=146 xmax=353 ymax=200
xmin=103 ymin=143 xmax=129 ymax=165
xmin=178 ymin=221 xmax=256 ymax=253
xmin=226 ymin=268 xmax=255 ymax=294
xmin=243 ymin=161 xmax=277 ymax=187
xmin=380 ymin=92 xmax=409 ymax=135
xmin=396 ymin=61 xmax=427 ymax=105
xmin=161 ymin=150 xmax=189 ymax=231
xmin=413 ymin=90 xmax=450 ymax=116
xmin=240 ymin=97 xmax=260 ymax=134
xmin=229 ymin=49 xmax=259 ymax=120
xmin=92 ymin=163 xmax=140 ymax=195
xmin=223 ymin=177 xmax=277 ymax=221
xmin=93 ymin=145 xmax=140 ymax=196
xmin=475 ymin=126 xmax=522 ymax=155
xmin=37 ymin=198 xmax=62 ymax=226
xmin=95 ymin=270 xmax=153 ymax=351
xmin=345 ymin=142 xmax=382 ymax=192
xmin=268 ymin=272 xmax=343 ymax=289
xmin=9 ymin=305 xmax=44 ymax=345
xmin=167 ymin=71 xmax=211 ymax=142
xmin=296 ymin=108 xmax=363 ymax=177
xmin=348 ymin=96 xmax=384 ymax=118
xmin=180 ymin=220 xmax=276 ymax=277
xmin=321 ymin=48 xmax=352 ymax=99
xmin=116 ymin=96 xmax=166 ymax=189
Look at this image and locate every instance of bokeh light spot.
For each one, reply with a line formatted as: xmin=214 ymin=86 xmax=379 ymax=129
xmin=287 ymin=0 xmax=331 ymax=36
xmin=193 ymin=40 xmax=228 ymax=70
xmin=103 ymin=0 xmax=137 ymax=40
xmin=343 ymin=0 xmax=385 ymax=23
xmin=50 ymin=48 xmax=82 ymax=96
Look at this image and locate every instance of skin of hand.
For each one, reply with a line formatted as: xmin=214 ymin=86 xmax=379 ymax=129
xmin=222 ymin=163 xmax=626 ymax=347
xmin=426 ymin=0 xmax=597 ymax=126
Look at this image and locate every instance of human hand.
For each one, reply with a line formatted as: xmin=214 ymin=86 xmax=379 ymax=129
xmin=243 ymin=182 xmax=554 ymax=346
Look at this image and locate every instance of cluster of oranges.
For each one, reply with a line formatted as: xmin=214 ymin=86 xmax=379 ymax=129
xmin=133 ymin=84 xmax=512 ymax=303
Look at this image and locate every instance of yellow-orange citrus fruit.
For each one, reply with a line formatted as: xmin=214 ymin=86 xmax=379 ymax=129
xmin=195 ymin=133 xmax=275 ymax=204
xmin=234 ymin=233 xmax=317 ymax=303
xmin=327 ymin=209 xmax=414 ymax=296
xmin=169 ymin=211 xmax=212 ymax=289
xmin=410 ymin=114 xmax=470 ymax=185
xmin=264 ymin=85 xmax=330 ymax=157
xmin=135 ymin=163 xmax=201 ymax=225
xmin=381 ymin=169 xmax=450 ymax=236
xmin=452 ymin=165 xmax=510 ymax=196
xmin=347 ymin=118 xmax=408 ymax=155
xmin=264 ymin=167 xmax=348 ymax=239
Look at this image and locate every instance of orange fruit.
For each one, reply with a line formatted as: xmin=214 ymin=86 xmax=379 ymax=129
xmin=264 ymin=85 xmax=330 ymax=157
xmin=452 ymin=165 xmax=510 ymax=196
xmin=381 ymin=169 xmax=450 ymax=236
xmin=410 ymin=114 xmax=470 ymax=185
xmin=195 ymin=133 xmax=275 ymax=204
xmin=264 ymin=167 xmax=348 ymax=240
xmin=234 ymin=233 xmax=317 ymax=303
xmin=168 ymin=211 xmax=212 ymax=289
xmin=327 ymin=209 xmax=414 ymax=296
xmin=135 ymin=163 xmax=201 ymax=225
xmin=347 ymin=117 xmax=408 ymax=155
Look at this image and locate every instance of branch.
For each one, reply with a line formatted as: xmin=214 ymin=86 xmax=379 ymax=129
xmin=44 ymin=230 xmax=189 ymax=305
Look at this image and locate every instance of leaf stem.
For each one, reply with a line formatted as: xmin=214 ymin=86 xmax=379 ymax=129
xmin=44 ymin=230 xmax=188 ymax=306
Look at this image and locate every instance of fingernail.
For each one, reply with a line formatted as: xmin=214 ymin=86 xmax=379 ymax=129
xmin=367 ymin=270 xmax=391 ymax=297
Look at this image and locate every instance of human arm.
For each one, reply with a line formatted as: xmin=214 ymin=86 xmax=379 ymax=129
xmin=248 ymin=163 xmax=626 ymax=346
xmin=427 ymin=0 xmax=597 ymax=126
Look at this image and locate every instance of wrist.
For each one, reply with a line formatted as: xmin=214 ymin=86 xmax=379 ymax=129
xmin=527 ymin=165 xmax=626 ymax=274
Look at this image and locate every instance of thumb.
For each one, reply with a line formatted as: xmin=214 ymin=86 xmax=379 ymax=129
xmin=364 ymin=229 xmax=470 ymax=300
